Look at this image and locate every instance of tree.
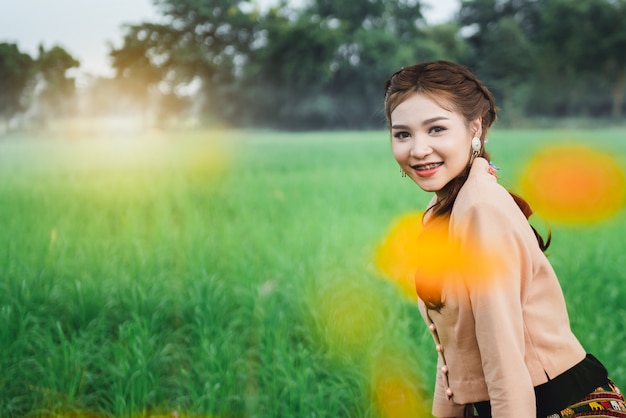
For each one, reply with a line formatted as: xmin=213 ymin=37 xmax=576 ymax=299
xmin=36 ymin=45 xmax=80 ymax=122
xmin=458 ymin=0 xmax=540 ymax=119
xmin=297 ymin=0 xmax=428 ymax=128
xmin=537 ymin=0 xmax=626 ymax=118
xmin=0 ymin=43 xmax=35 ymax=127
xmin=107 ymin=0 xmax=480 ymax=129
xmin=422 ymin=22 xmax=471 ymax=64
xmin=474 ymin=17 xmax=534 ymax=123
xmin=110 ymin=23 xmax=166 ymax=125
xmin=308 ymin=0 xmax=424 ymax=38
xmin=111 ymin=0 xmax=260 ymax=124
xmin=236 ymin=11 xmax=341 ymax=128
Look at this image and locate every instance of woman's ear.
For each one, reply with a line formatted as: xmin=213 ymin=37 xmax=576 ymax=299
xmin=470 ymin=117 xmax=483 ymax=138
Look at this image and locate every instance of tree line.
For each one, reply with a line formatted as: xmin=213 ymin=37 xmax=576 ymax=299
xmin=2 ymin=0 xmax=625 ymax=131
xmin=0 ymin=44 xmax=79 ymax=130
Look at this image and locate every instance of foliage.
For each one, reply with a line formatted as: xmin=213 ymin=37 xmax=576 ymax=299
xmin=36 ymin=45 xmax=80 ymax=121
xmin=535 ymin=0 xmax=626 ymax=118
xmin=0 ymin=43 xmax=35 ymax=122
xmin=3 ymin=0 xmax=626 ymax=129
xmin=103 ymin=0 xmax=626 ymax=128
xmin=110 ymin=0 xmax=261 ymax=123
xmin=0 ymin=43 xmax=80 ymax=128
xmin=109 ymin=0 xmax=473 ymax=129
xmin=459 ymin=0 xmax=626 ymax=122
xmin=110 ymin=24 xmax=164 ymax=103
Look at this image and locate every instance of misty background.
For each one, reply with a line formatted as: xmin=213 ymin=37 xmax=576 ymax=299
xmin=1 ymin=0 xmax=625 ymax=133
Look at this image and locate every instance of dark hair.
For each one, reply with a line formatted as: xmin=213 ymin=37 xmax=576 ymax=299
xmin=383 ymin=61 xmax=550 ymax=246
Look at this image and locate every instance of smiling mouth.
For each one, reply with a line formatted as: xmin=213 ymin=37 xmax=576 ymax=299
xmin=413 ymin=162 xmax=443 ymax=171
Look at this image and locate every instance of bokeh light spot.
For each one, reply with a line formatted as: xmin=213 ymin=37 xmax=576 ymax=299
xmin=183 ymin=137 xmax=232 ymax=181
xmin=375 ymin=213 xmax=508 ymax=300
xmin=371 ymin=351 xmax=430 ymax=418
xmin=311 ymin=279 xmax=387 ymax=355
xmin=520 ymin=144 xmax=626 ymax=224
xmin=413 ymin=220 xmax=508 ymax=299
xmin=374 ymin=212 xmax=423 ymax=299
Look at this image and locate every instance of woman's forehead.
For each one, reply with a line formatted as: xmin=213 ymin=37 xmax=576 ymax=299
xmin=391 ymin=92 xmax=458 ymax=121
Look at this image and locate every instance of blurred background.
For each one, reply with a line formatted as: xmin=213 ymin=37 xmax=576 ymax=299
xmin=2 ymin=0 xmax=625 ymax=135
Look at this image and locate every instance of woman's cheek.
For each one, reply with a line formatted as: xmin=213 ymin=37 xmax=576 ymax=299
xmin=391 ymin=142 xmax=410 ymax=164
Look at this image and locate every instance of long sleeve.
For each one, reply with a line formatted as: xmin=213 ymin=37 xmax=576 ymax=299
xmin=452 ymin=196 xmax=536 ymax=417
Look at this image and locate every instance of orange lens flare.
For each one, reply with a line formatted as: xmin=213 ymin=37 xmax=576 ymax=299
xmin=413 ymin=220 xmax=508 ymax=296
xmin=520 ymin=145 xmax=626 ymax=224
xmin=374 ymin=212 xmax=424 ymax=299
xmin=376 ymin=213 xmax=508 ymax=299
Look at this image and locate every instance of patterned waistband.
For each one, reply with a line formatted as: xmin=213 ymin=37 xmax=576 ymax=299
xmin=550 ymin=380 xmax=626 ymax=417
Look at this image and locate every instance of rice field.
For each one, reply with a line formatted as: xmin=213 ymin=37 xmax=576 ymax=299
xmin=1 ymin=128 xmax=626 ymax=417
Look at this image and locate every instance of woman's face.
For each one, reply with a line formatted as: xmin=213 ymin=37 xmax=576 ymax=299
xmin=390 ymin=92 xmax=481 ymax=197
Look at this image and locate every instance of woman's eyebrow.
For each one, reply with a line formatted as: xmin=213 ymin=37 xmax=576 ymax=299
xmin=391 ymin=117 xmax=450 ymax=130
xmin=422 ymin=116 xmax=449 ymax=126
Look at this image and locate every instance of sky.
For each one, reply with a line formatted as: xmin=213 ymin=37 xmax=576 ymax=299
xmin=0 ymin=0 xmax=460 ymax=78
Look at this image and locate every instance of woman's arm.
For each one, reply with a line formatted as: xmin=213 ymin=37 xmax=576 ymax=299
xmin=453 ymin=196 xmax=537 ymax=417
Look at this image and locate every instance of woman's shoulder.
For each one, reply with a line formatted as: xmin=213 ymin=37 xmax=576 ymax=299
xmin=451 ymin=159 xmax=531 ymax=244
xmin=454 ymin=158 xmax=516 ymax=215
xmin=451 ymin=159 xmax=535 ymax=239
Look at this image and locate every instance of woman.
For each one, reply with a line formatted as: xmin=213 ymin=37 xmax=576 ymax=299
xmin=383 ymin=60 xmax=625 ymax=417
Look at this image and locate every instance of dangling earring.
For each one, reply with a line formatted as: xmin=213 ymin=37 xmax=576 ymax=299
xmin=471 ymin=137 xmax=481 ymax=158
xmin=400 ymin=168 xmax=407 ymax=178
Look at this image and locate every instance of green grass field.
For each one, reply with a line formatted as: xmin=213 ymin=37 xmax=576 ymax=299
xmin=1 ymin=128 xmax=626 ymax=417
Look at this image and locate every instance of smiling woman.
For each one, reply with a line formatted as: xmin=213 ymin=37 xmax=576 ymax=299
xmin=382 ymin=60 xmax=625 ymax=418
xmin=390 ymin=93 xmax=481 ymax=194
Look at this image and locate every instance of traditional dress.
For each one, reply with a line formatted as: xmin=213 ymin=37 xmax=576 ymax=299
xmin=416 ymin=158 xmax=623 ymax=417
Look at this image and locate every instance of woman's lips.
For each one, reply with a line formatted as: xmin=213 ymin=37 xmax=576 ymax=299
xmin=412 ymin=162 xmax=443 ymax=177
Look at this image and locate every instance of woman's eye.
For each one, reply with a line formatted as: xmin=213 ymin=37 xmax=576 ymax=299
xmin=393 ymin=131 xmax=410 ymax=140
xmin=429 ymin=126 xmax=446 ymax=134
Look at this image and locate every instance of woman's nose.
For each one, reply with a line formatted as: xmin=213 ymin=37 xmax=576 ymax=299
xmin=410 ymin=138 xmax=432 ymax=159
